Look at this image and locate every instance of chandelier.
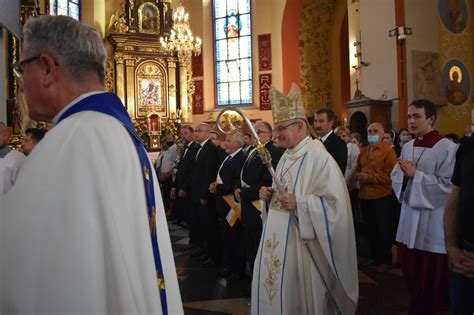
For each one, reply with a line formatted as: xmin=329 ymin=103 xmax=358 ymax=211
xmin=160 ymin=1 xmax=202 ymax=61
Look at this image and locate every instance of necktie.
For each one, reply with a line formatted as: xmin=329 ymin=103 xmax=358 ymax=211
xmin=195 ymin=143 xmax=202 ymax=160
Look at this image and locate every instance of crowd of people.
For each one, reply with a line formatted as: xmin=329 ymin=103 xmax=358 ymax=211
xmin=156 ymin=98 xmax=473 ymax=314
xmin=0 ymin=14 xmax=472 ymax=315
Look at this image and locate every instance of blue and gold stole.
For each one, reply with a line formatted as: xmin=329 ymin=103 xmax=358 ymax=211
xmin=57 ymin=92 xmax=168 ymax=315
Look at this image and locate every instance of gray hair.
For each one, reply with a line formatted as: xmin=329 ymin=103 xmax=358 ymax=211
xmin=22 ymin=15 xmax=107 ymax=84
xmin=230 ymin=132 xmax=244 ymax=147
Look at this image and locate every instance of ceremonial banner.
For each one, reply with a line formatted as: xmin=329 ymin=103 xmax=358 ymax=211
xmin=259 ymin=74 xmax=272 ymax=110
xmin=192 ymin=80 xmax=204 ymax=115
xmin=192 ymin=54 xmax=203 ymax=77
xmin=258 ymin=34 xmax=272 ymax=71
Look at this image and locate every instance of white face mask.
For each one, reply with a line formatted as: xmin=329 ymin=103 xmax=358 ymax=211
xmin=400 ymin=135 xmax=412 ymax=143
xmin=367 ymin=135 xmax=380 ymax=144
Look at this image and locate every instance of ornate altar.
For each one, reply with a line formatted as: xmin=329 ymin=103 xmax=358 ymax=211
xmin=107 ymin=0 xmax=199 ymax=151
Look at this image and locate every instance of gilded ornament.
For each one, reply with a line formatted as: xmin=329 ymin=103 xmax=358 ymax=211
xmin=114 ymin=53 xmax=125 ymax=64
xmin=107 ymin=6 xmax=129 ymax=34
xmin=270 ymin=83 xmax=306 ymax=123
xmin=263 ymin=232 xmax=281 ymax=303
xmin=105 ymin=58 xmax=115 ymax=92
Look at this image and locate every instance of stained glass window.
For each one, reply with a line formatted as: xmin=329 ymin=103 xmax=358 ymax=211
xmin=214 ymin=0 xmax=252 ymax=106
xmin=49 ymin=0 xmax=81 ymax=21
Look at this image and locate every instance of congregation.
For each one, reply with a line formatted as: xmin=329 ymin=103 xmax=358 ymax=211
xmin=155 ymin=97 xmax=474 ymax=314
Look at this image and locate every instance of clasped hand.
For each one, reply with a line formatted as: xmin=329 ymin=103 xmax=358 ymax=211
xmin=398 ymin=158 xmax=416 ymax=178
xmin=259 ymin=186 xmax=296 ymax=211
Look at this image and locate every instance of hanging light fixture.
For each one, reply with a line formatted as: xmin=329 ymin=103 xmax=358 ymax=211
xmin=160 ymin=1 xmax=202 ymax=62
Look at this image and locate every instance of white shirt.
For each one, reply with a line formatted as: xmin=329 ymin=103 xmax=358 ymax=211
xmin=319 ymin=129 xmax=333 ymax=143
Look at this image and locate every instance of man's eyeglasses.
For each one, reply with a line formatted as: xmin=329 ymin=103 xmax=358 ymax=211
xmin=256 ymin=130 xmax=271 ymax=135
xmin=12 ymin=55 xmax=41 ymax=79
xmin=274 ymin=121 xmax=300 ymax=132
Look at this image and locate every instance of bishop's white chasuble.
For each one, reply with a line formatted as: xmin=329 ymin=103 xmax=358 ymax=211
xmin=251 ymin=137 xmax=358 ymax=314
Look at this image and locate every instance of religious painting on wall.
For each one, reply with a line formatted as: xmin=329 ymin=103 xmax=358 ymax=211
xmin=412 ymin=50 xmax=447 ymax=105
xmin=441 ymin=59 xmax=471 ymax=106
xmin=213 ymin=0 xmax=253 ymax=106
xmin=192 ymin=54 xmax=204 ymax=77
xmin=135 ymin=61 xmax=168 ymax=117
xmin=138 ymin=2 xmax=160 ymax=34
xmin=438 ymin=0 xmax=468 ymax=34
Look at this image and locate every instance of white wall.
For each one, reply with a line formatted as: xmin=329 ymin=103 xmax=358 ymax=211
xmin=359 ymin=0 xmax=399 ymax=126
xmin=359 ymin=0 xmax=398 ymax=100
xmin=347 ymin=0 xmax=360 ymax=98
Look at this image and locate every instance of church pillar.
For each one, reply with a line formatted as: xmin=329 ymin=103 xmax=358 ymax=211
xmin=167 ymin=60 xmax=177 ymax=118
xmin=125 ymin=58 xmax=136 ymax=116
xmin=114 ymin=54 xmax=126 ymax=108
xmin=179 ymin=62 xmax=189 ymax=122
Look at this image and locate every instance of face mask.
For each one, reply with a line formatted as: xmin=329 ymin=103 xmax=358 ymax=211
xmin=166 ymin=141 xmax=174 ymax=147
xmin=464 ymin=133 xmax=472 ymax=137
xmin=367 ymin=135 xmax=380 ymax=144
xmin=400 ymin=135 xmax=412 ymax=143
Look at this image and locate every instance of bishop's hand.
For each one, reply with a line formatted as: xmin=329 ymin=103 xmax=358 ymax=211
xmin=259 ymin=186 xmax=273 ymax=202
xmin=278 ymin=192 xmax=297 ymax=211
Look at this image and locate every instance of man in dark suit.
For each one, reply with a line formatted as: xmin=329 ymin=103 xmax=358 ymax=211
xmin=210 ymin=130 xmax=228 ymax=161
xmin=314 ymin=108 xmax=347 ymax=174
xmin=189 ymin=123 xmax=222 ymax=266
xmin=209 ymin=133 xmax=246 ymax=279
xmin=235 ymin=121 xmax=284 ymax=274
xmin=171 ymin=126 xmax=199 ymax=245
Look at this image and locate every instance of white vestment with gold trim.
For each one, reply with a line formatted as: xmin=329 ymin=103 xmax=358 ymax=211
xmin=251 ymin=137 xmax=358 ymax=314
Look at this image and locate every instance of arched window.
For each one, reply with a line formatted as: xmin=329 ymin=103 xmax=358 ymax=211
xmin=49 ymin=0 xmax=80 ymax=21
xmin=213 ymin=0 xmax=252 ymax=106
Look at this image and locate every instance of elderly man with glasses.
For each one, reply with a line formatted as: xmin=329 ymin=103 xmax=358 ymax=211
xmin=1 ymin=15 xmax=182 ymax=314
xmin=253 ymin=84 xmax=358 ymax=314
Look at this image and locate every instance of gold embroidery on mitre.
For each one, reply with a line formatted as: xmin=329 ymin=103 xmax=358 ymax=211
xmin=270 ymin=83 xmax=306 ymax=123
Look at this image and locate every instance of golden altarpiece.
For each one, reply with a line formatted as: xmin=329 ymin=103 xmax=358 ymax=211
xmin=107 ymin=0 xmax=182 ymax=151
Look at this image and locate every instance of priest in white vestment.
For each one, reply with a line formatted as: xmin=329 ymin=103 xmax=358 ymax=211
xmin=0 ymin=16 xmax=182 ymax=314
xmin=0 ymin=122 xmax=25 ymax=195
xmin=253 ymin=84 xmax=358 ymax=314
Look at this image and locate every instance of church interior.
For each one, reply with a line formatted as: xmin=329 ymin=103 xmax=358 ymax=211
xmin=0 ymin=0 xmax=473 ymax=314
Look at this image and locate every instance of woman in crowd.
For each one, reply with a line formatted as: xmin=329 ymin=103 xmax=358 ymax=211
xmin=335 ymin=126 xmax=361 ymax=222
xmin=398 ymin=128 xmax=413 ymax=147
xmin=383 ymin=130 xmax=401 ymax=157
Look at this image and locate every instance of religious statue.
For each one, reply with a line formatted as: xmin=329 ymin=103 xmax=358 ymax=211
xmin=108 ymin=5 xmax=129 ymax=34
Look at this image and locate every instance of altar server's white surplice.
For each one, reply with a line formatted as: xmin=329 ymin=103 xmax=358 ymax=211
xmin=251 ymin=137 xmax=358 ymax=314
xmin=392 ymin=137 xmax=457 ymax=253
xmin=0 ymin=109 xmax=183 ymax=314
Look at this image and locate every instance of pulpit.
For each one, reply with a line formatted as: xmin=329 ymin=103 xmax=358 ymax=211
xmin=345 ymin=98 xmax=392 ymax=140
